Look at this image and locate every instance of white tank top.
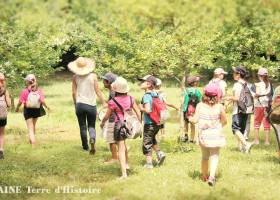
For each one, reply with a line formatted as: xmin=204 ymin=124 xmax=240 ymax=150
xmin=75 ymin=73 xmax=96 ymax=106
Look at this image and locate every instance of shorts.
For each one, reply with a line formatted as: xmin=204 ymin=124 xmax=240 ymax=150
xmin=232 ymin=113 xmax=248 ymax=135
xmin=142 ymin=124 xmax=160 ymax=155
xmin=106 ymin=122 xmax=116 ymax=144
xmin=24 ymin=107 xmax=42 ymax=120
xmin=183 ymin=111 xmax=189 ymax=122
xmin=254 ymin=107 xmax=271 ymax=131
xmin=0 ymin=118 xmax=7 ymax=127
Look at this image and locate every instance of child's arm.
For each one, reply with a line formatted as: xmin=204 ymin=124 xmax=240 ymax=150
xmin=220 ymin=105 xmax=227 ymax=127
xmin=132 ymin=102 xmax=141 ymax=121
xmin=5 ymin=90 xmax=11 ymax=108
xmin=139 ymin=103 xmax=151 ymax=114
xmin=100 ymin=108 xmax=113 ymax=128
xmin=166 ymin=103 xmax=179 ymax=110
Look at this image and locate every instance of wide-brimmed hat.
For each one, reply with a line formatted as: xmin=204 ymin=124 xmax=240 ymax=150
xmin=138 ymin=75 xmax=157 ymax=86
xmin=111 ymin=77 xmax=130 ymax=94
xmin=68 ymin=57 xmax=95 ymax=76
xmin=214 ymin=68 xmax=228 ymax=75
xmin=258 ymin=67 xmax=268 ymax=76
xmin=101 ymin=72 xmax=118 ymax=84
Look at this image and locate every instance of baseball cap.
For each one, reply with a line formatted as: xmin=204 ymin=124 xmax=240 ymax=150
xmin=156 ymin=78 xmax=162 ymax=86
xmin=257 ymin=68 xmax=268 ymax=76
xmin=138 ymin=75 xmax=157 ymax=86
xmin=214 ymin=68 xmax=228 ymax=75
xmin=187 ymin=76 xmax=200 ymax=85
xmin=24 ymin=74 xmax=36 ymax=83
xmin=205 ymin=83 xmax=219 ymax=97
xmin=232 ymin=66 xmax=247 ymax=77
xmin=101 ymin=72 xmax=117 ymax=84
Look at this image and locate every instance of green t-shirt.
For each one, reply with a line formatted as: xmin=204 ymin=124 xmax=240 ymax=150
xmin=182 ymin=87 xmax=202 ymax=112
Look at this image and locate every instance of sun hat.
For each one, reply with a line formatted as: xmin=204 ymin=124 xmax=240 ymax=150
xmin=138 ymin=75 xmax=157 ymax=86
xmin=111 ymin=77 xmax=130 ymax=94
xmin=257 ymin=67 xmax=268 ymax=76
xmin=68 ymin=57 xmax=95 ymax=76
xmin=156 ymin=78 xmax=162 ymax=86
xmin=214 ymin=68 xmax=228 ymax=75
xmin=205 ymin=83 xmax=220 ymax=97
xmin=187 ymin=76 xmax=200 ymax=85
xmin=101 ymin=72 xmax=118 ymax=84
xmin=232 ymin=66 xmax=247 ymax=77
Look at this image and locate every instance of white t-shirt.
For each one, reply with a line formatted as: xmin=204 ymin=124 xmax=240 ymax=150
xmin=232 ymin=79 xmax=245 ymax=115
xmin=254 ymin=81 xmax=272 ymax=108
xmin=209 ymin=78 xmax=227 ymax=97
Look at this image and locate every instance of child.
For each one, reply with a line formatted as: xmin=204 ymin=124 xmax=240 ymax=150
xmin=181 ymin=76 xmax=202 ymax=143
xmin=138 ymin=75 xmax=166 ymax=169
xmin=225 ymin=66 xmax=254 ymax=153
xmin=270 ymin=86 xmax=280 ymax=158
xmin=16 ymin=74 xmax=50 ymax=146
xmin=0 ymin=73 xmax=11 ymax=159
xmin=209 ymin=68 xmax=228 ymax=103
xmin=100 ymin=77 xmax=141 ymax=179
xmin=101 ymin=72 xmax=119 ymax=164
xmin=155 ymin=78 xmax=178 ymax=138
xmin=189 ymin=83 xmax=227 ymax=186
xmin=253 ymin=68 xmax=274 ymax=145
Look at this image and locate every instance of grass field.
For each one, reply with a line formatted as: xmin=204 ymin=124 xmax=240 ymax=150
xmin=0 ymin=73 xmax=280 ymax=200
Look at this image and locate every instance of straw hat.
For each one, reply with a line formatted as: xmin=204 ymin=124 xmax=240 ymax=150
xmin=111 ymin=77 xmax=130 ymax=94
xmin=68 ymin=57 xmax=95 ymax=76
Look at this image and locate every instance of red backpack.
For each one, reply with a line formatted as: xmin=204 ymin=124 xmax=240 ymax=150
xmin=146 ymin=93 xmax=169 ymax=125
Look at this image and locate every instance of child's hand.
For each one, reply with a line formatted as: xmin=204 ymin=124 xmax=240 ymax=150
xmin=100 ymin=122 xmax=105 ymax=129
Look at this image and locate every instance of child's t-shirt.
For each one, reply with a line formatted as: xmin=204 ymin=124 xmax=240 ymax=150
xmin=108 ymin=95 xmax=134 ymax=122
xmin=142 ymin=92 xmax=158 ymax=124
xmin=254 ymin=81 xmax=272 ymax=108
xmin=232 ymin=80 xmax=245 ymax=115
xmin=19 ymin=88 xmax=45 ymax=106
xmin=182 ymin=87 xmax=202 ymax=112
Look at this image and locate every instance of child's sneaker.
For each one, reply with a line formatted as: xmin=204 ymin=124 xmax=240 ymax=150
xmin=208 ymin=176 xmax=216 ymax=186
xmin=144 ymin=163 xmax=153 ymax=169
xmin=156 ymin=151 xmax=166 ymax=166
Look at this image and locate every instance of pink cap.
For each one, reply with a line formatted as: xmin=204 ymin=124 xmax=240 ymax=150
xmin=258 ymin=68 xmax=268 ymax=76
xmin=205 ymin=83 xmax=219 ymax=97
xmin=214 ymin=68 xmax=228 ymax=75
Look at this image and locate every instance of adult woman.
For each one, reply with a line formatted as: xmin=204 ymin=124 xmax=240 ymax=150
xmin=101 ymin=77 xmax=141 ymax=179
xmin=16 ymin=74 xmax=49 ymax=146
xmin=68 ymin=57 xmax=106 ymax=154
xmin=0 ymin=73 xmax=11 ymax=158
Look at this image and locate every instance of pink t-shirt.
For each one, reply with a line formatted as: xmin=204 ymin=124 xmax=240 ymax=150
xmin=19 ymin=88 xmax=45 ymax=106
xmin=108 ymin=95 xmax=134 ymax=122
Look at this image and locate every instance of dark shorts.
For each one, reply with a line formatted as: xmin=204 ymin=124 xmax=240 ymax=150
xmin=0 ymin=119 xmax=7 ymax=127
xmin=142 ymin=124 xmax=160 ymax=155
xmin=183 ymin=111 xmax=189 ymax=122
xmin=24 ymin=107 xmax=42 ymax=120
xmin=114 ymin=122 xmax=127 ymax=142
xmin=232 ymin=113 xmax=249 ymax=135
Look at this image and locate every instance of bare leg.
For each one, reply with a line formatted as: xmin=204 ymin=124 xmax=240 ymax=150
xmin=209 ymin=148 xmax=220 ymax=178
xmin=264 ymin=130 xmax=270 ymax=145
xmin=0 ymin=127 xmax=5 ymax=151
xmin=26 ymin=119 xmax=36 ymax=145
xmin=201 ymin=146 xmax=209 ymax=180
xmin=190 ymin=123 xmax=195 ymax=141
xmin=254 ymin=128 xmax=260 ymax=144
xmin=118 ymin=140 xmax=127 ymax=178
xmin=110 ymin=143 xmax=118 ymax=160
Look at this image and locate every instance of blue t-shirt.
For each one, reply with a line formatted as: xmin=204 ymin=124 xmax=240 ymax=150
xmin=142 ymin=92 xmax=158 ymax=124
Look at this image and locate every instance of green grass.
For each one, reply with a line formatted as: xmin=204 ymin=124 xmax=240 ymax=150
xmin=1 ymin=74 xmax=280 ymax=200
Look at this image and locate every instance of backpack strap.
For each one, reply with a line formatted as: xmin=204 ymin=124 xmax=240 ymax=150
xmin=111 ymin=97 xmax=125 ymax=121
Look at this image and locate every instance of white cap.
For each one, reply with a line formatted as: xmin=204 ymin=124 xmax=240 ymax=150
xmin=258 ymin=68 xmax=268 ymax=76
xmin=156 ymin=78 xmax=162 ymax=86
xmin=214 ymin=68 xmax=228 ymax=75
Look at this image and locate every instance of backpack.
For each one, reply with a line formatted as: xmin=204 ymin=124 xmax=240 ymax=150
xmin=186 ymin=88 xmax=200 ymax=107
xmin=112 ymin=97 xmax=142 ymax=139
xmin=0 ymin=92 xmax=7 ymax=119
xmin=146 ymin=93 xmax=169 ymax=125
xmin=237 ymin=82 xmax=254 ymax=114
xmin=26 ymin=90 xmax=41 ymax=108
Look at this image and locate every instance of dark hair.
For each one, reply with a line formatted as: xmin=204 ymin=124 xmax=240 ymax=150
xmin=115 ymin=92 xmax=127 ymax=96
xmin=261 ymin=75 xmax=270 ymax=88
xmin=202 ymin=94 xmax=218 ymax=106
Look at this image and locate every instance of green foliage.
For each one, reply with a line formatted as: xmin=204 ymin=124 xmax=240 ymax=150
xmin=0 ymin=0 xmax=279 ymax=84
